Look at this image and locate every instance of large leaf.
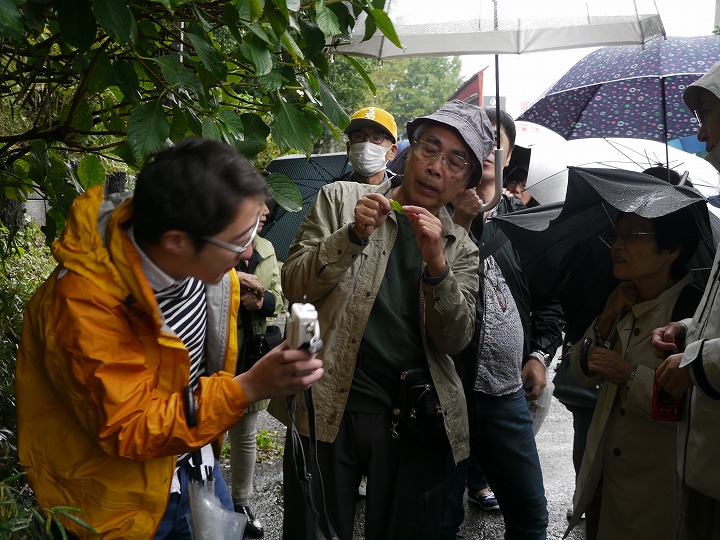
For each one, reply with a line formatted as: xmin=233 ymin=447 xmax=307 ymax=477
xmin=298 ymin=19 xmax=325 ymax=58
xmin=343 ymin=55 xmax=376 ymax=94
xmin=272 ymin=100 xmax=315 ymax=154
xmin=128 ymin=99 xmax=170 ymax=161
xmin=77 ymin=155 xmax=106 ymax=189
xmin=186 ymin=25 xmax=227 ymax=80
xmin=368 ymin=8 xmax=401 ymax=48
xmin=280 ymin=31 xmax=303 ymax=63
xmin=314 ymin=0 xmax=340 ymax=37
xmin=201 ymin=117 xmax=223 ymax=141
xmin=113 ymin=59 xmax=141 ymax=103
xmin=217 ymin=108 xmax=245 ymax=147
xmin=316 ymin=77 xmax=348 ymax=129
xmin=244 ymin=36 xmax=273 ymax=76
xmin=257 ymin=70 xmax=285 ymax=92
xmin=154 ymin=55 xmax=205 ymax=103
xmin=266 ymin=173 xmax=302 ymax=212
xmin=0 ymin=0 xmax=23 ymax=41
xmin=87 ymin=51 xmax=116 ymax=93
xmin=58 ymin=0 xmax=97 ymax=50
xmin=269 ymin=0 xmax=288 ymax=21
xmin=70 ymin=99 xmax=94 ymax=132
xmin=92 ymin=0 xmax=137 ymax=45
xmin=235 ymin=113 xmax=269 ymax=158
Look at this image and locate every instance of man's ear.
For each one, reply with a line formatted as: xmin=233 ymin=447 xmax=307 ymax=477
xmin=386 ymin=143 xmax=398 ymax=162
xmin=159 ymin=230 xmax=192 ymax=256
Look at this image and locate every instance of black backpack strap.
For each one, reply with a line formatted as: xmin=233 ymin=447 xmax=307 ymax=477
xmin=478 ymin=230 xmax=508 ymax=262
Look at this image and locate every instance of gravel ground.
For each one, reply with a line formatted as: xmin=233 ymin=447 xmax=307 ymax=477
xmin=219 ymin=386 xmax=588 ymax=540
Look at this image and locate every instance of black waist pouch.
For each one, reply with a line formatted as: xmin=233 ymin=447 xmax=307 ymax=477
xmin=391 ymin=368 xmax=449 ymax=449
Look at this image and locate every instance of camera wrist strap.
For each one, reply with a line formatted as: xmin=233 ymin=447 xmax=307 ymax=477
xmin=288 ymin=389 xmax=339 ymax=540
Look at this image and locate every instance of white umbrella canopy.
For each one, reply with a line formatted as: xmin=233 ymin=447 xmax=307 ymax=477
xmin=333 ymin=0 xmax=665 ymax=60
xmin=524 ymin=138 xmax=720 ymax=205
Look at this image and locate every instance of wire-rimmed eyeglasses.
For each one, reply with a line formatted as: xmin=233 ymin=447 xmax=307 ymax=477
xmin=202 ymin=215 xmax=260 ymax=254
xmin=413 ymin=139 xmax=469 ymax=174
xmin=607 ymin=230 xmax=656 ymax=244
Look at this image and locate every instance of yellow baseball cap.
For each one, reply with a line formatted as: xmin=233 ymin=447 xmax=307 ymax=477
xmin=345 ymin=107 xmax=398 ymax=143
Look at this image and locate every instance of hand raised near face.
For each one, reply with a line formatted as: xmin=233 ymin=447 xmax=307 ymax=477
xmin=402 ymin=205 xmax=446 ymax=277
xmin=352 ymin=193 xmax=392 ymax=239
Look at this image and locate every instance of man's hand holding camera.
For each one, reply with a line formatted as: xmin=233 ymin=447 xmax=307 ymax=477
xmin=236 ymin=344 xmax=323 ymax=403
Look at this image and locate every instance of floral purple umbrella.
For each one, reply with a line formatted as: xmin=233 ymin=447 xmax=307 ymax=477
xmin=517 ymin=35 xmax=720 ymax=142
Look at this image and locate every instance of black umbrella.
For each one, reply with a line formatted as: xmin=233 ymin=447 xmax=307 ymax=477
xmin=494 ymin=167 xmax=719 ymax=339
xmin=262 ymin=152 xmax=352 ymax=261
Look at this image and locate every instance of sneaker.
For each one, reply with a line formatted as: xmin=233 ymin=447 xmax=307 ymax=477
xmin=358 ymin=475 xmax=367 ymax=497
xmin=467 ymin=489 xmax=500 ymax=511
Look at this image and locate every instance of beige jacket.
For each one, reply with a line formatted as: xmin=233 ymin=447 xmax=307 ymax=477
xmin=566 ymin=275 xmax=692 ymax=540
xmin=270 ymin=181 xmax=479 ymax=463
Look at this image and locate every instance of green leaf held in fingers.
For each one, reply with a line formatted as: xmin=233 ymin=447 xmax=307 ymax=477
xmin=266 ymin=173 xmax=302 ymax=212
xmin=390 ymin=200 xmax=404 ymax=214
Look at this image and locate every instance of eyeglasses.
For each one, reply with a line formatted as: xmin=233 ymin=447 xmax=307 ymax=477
xmin=607 ymin=230 xmax=656 ymax=244
xmin=694 ymin=109 xmax=705 ymax=126
xmin=413 ymin=140 xmax=469 ymax=175
xmin=349 ymin=131 xmax=391 ymax=145
xmin=202 ymin=215 xmax=260 ymax=254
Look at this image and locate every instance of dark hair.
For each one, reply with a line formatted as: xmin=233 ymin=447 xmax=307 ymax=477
xmin=643 ymin=166 xmax=693 ymax=188
xmin=648 ymin=207 xmax=701 ymax=280
xmin=411 ymin=121 xmax=483 ymax=188
xmin=132 ymin=138 xmax=267 ymax=249
xmin=483 ymin=107 xmax=516 ymax=151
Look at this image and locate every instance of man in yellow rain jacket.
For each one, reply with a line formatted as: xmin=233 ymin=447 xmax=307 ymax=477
xmin=16 ymin=138 xmax=324 ymax=539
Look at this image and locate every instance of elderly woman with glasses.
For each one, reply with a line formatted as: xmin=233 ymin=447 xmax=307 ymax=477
xmin=566 ymin=207 xmax=704 ymax=540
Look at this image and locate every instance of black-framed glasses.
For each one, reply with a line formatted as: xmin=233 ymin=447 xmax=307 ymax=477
xmin=202 ymin=215 xmax=260 ymax=254
xmin=607 ymin=230 xmax=656 ymax=244
xmin=349 ymin=131 xmax=391 ymax=145
xmin=413 ymin=139 xmax=469 ymax=175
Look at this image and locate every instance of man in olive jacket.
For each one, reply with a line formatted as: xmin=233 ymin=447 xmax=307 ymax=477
xmin=273 ymin=101 xmax=494 ymax=540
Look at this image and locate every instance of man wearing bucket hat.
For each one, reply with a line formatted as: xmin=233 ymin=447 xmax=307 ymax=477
xmin=652 ymin=60 xmax=720 ymax=540
xmin=273 ymin=100 xmax=493 ymax=539
xmin=341 ymin=106 xmax=399 ymax=186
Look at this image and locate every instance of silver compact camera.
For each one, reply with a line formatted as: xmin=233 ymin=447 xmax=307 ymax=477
xmin=286 ymin=302 xmax=323 ymax=354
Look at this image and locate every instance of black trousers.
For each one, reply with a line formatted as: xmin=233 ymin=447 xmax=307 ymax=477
xmin=282 ymin=410 xmax=451 ymax=540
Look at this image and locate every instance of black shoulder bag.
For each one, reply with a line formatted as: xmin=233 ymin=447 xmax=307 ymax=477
xmin=238 ymin=307 xmax=284 ymax=373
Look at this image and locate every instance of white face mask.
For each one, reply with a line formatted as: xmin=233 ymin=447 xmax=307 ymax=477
xmin=348 ymin=142 xmax=389 ymax=177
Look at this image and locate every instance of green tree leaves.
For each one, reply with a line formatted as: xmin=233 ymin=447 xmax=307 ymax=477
xmin=0 ymin=0 xmax=400 ymax=245
xmin=92 ymin=0 xmax=137 ymax=44
xmin=128 ymin=100 xmax=170 ymax=161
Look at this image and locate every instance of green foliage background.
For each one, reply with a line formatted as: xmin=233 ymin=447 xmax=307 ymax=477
xmin=0 ymin=0 xmax=400 ymax=244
